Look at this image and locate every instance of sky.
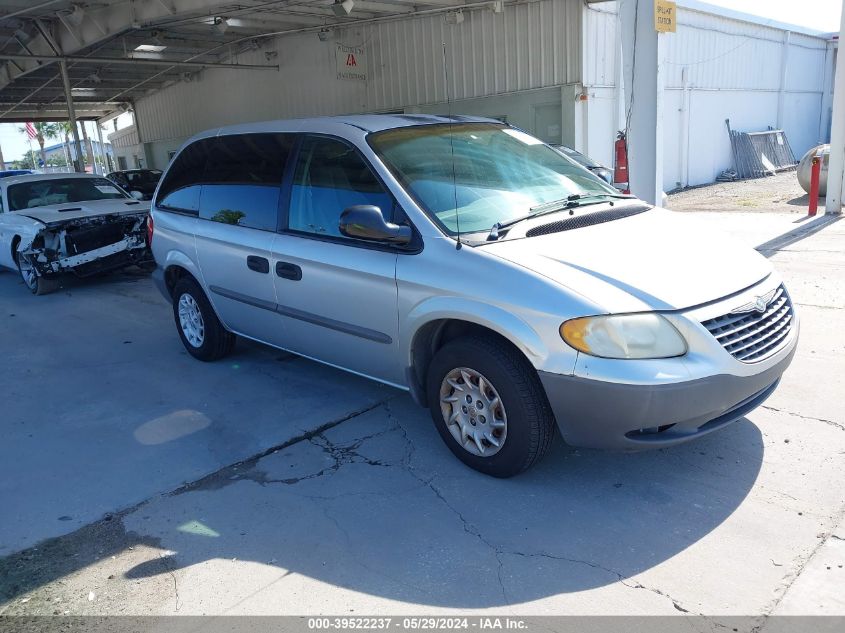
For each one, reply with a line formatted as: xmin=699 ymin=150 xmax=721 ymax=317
xmin=701 ymin=0 xmax=842 ymax=32
xmin=0 ymin=115 xmax=133 ymax=165
xmin=0 ymin=0 xmax=842 ymax=164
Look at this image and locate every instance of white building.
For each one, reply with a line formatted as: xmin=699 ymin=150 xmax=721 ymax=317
xmin=109 ymin=0 xmax=838 ymax=194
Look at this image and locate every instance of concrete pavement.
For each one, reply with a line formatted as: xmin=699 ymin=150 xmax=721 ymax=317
xmin=0 ymin=211 xmax=843 ymax=621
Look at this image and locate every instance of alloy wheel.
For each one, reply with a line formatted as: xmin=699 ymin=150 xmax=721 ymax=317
xmin=178 ymin=293 xmax=205 ymax=348
xmin=17 ymin=252 xmax=37 ymax=291
xmin=439 ymin=367 xmax=508 ymax=457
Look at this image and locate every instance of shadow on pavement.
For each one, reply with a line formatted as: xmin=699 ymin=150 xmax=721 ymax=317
xmin=756 ymin=213 xmax=842 ymax=257
xmin=113 ymin=399 xmax=765 ymax=608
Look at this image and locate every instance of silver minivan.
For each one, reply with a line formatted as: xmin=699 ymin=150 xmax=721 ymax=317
xmin=150 ymin=115 xmax=798 ymax=477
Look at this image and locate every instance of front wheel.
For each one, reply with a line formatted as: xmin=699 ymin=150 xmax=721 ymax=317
xmin=172 ymin=277 xmax=236 ymax=361
xmin=16 ymin=251 xmax=59 ymax=295
xmin=426 ymin=335 xmax=556 ymax=478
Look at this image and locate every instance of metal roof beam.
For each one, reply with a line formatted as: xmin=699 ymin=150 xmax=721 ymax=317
xmin=0 ymin=52 xmax=279 ymax=70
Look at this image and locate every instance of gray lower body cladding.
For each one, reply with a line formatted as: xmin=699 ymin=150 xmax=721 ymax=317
xmin=539 ymin=347 xmax=796 ymax=450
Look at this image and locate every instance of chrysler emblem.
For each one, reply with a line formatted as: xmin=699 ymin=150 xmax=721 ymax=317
xmin=730 ymin=288 xmax=777 ymax=316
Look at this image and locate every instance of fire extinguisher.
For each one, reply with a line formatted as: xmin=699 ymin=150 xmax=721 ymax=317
xmin=614 ymin=131 xmax=630 ymax=194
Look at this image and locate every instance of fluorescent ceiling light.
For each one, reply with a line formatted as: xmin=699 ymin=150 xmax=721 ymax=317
xmin=134 ymin=44 xmax=167 ymax=53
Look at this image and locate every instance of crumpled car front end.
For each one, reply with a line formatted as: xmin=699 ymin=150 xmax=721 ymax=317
xmin=20 ymin=212 xmax=151 ymax=278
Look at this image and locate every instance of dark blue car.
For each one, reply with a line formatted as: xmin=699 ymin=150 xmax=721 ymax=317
xmin=0 ymin=169 xmax=35 ymax=178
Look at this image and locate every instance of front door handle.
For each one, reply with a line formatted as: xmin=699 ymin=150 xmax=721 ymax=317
xmin=276 ymin=261 xmax=302 ymax=281
xmin=247 ymin=255 xmax=270 ymax=274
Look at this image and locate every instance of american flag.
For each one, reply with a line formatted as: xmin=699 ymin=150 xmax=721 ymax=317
xmin=25 ymin=122 xmax=37 ymax=140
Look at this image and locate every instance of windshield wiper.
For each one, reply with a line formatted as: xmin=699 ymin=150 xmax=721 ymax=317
xmin=487 ymin=193 xmax=630 ymax=241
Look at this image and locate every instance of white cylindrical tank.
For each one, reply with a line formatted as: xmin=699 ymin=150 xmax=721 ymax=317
xmin=797 ymin=145 xmax=830 ymax=196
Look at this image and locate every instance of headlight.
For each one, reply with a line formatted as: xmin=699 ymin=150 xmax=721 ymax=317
xmin=560 ymin=313 xmax=687 ymax=359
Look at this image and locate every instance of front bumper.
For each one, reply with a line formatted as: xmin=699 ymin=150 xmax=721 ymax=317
xmin=538 ymin=344 xmax=796 ymax=450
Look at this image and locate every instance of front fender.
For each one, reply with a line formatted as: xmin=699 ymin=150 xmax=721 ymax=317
xmin=402 ymin=296 xmax=550 ymax=370
xmin=2 ymin=220 xmax=42 ymax=270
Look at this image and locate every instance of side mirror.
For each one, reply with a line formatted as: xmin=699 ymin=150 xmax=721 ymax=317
xmin=339 ymin=205 xmax=412 ymax=245
xmin=129 ymin=190 xmax=144 ymax=200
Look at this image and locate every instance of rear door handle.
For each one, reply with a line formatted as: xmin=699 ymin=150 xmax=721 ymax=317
xmin=276 ymin=261 xmax=302 ymax=281
xmin=247 ymin=255 xmax=270 ymax=274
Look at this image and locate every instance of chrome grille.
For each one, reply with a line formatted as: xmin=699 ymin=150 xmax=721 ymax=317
xmin=702 ymin=285 xmax=794 ymax=363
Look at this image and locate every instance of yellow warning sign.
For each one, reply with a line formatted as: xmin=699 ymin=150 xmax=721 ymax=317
xmin=655 ymin=0 xmax=677 ymax=33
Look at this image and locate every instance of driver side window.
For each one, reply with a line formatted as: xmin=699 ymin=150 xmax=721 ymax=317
xmin=288 ymin=136 xmax=393 ymax=238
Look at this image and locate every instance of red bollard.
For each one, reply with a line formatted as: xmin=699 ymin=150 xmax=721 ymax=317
xmin=809 ymin=156 xmax=821 ymax=217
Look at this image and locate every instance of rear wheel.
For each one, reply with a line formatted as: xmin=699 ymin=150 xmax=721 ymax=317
xmin=426 ymin=335 xmax=556 ymax=477
xmin=16 ymin=250 xmax=59 ymax=296
xmin=172 ymin=277 xmax=236 ymax=361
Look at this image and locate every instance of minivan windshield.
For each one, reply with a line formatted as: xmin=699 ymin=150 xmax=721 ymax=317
xmin=368 ymin=123 xmax=620 ymax=235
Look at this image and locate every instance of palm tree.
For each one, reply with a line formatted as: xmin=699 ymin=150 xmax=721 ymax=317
xmin=59 ymin=121 xmax=74 ymax=167
xmin=19 ymin=122 xmax=61 ymax=168
xmin=78 ymin=121 xmax=95 ymax=171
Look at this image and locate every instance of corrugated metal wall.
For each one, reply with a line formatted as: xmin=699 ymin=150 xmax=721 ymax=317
xmin=135 ymin=0 xmax=583 ymax=149
xmin=108 ymin=124 xmax=139 ymax=149
xmin=583 ymin=1 xmax=832 ymax=191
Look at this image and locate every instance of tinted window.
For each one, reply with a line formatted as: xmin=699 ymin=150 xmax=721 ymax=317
xmin=199 ymin=134 xmax=293 ymax=231
xmin=289 ymin=136 xmax=393 ymax=237
xmin=126 ymin=170 xmax=162 ymax=185
xmin=156 ymin=138 xmax=213 ymax=212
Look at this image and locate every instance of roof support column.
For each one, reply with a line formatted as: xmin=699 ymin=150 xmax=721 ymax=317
xmin=59 ymin=59 xmax=84 ymax=173
xmin=95 ymin=122 xmax=108 ymax=174
xmin=825 ymin=4 xmax=845 ymax=214
xmin=620 ymin=0 xmax=666 ymax=206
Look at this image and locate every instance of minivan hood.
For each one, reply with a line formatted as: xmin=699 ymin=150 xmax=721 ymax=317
xmin=13 ymin=199 xmax=150 ymax=225
xmin=482 ymin=207 xmax=771 ymax=313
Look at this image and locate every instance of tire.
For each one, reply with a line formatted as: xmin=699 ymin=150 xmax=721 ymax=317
xmin=16 ymin=250 xmax=59 ymax=296
xmin=172 ymin=277 xmax=236 ymax=361
xmin=426 ymin=335 xmax=556 ymax=478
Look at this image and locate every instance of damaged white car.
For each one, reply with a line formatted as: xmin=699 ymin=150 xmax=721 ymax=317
xmin=0 ymin=173 xmax=152 ymax=295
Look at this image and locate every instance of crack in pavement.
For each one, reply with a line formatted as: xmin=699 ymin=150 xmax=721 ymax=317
xmin=761 ymin=406 xmax=844 ymax=432
xmin=379 ymin=403 xmax=697 ymax=613
xmin=750 ymin=499 xmax=845 ymax=632
xmin=172 ymin=398 xmax=395 ymax=495
xmin=237 ymin=428 xmax=395 ymax=488
xmin=157 ymin=552 xmax=181 ymax=613
xmin=508 ymin=550 xmax=696 ymax=615
xmin=10 ymin=387 xmax=841 ymax=618
xmin=795 ymin=302 xmax=843 ymax=311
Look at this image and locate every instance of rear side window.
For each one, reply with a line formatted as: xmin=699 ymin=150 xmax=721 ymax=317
xmin=156 ymin=138 xmax=213 ymax=212
xmin=199 ymin=133 xmax=293 ymax=231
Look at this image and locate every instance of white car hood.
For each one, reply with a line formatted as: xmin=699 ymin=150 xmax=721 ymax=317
xmin=483 ymin=207 xmax=771 ymax=313
xmin=13 ymin=198 xmax=150 ymax=225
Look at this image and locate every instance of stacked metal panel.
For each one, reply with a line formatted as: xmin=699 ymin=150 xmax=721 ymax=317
xmin=726 ymin=120 xmax=798 ymax=180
